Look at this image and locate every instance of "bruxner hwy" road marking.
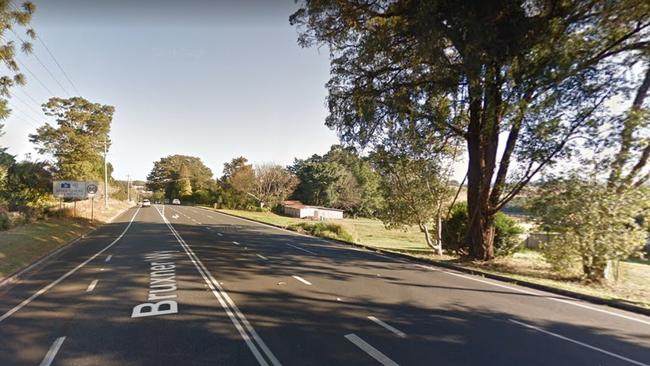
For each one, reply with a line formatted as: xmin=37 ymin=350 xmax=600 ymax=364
xmin=131 ymin=250 xmax=179 ymax=318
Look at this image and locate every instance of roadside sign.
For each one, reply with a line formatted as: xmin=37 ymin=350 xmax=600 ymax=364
xmin=53 ymin=181 xmax=99 ymax=199
xmin=86 ymin=183 xmax=98 ymax=195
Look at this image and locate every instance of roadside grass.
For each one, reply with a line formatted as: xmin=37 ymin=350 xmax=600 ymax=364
xmin=0 ymin=218 xmax=96 ymax=278
xmin=216 ymin=209 xmax=430 ymax=255
xmin=0 ymin=199 xmax=133 ymax=280
xmin=214 ymin=208 xmax=650 ymax=309
xmin=458 ymin=250 xmax=650 ymax=309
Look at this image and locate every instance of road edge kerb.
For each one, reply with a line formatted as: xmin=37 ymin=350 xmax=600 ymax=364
xmin=0 ymin=204 xmax=135 ymax=289
xmin=206 ymin=207 xmax=650 ymax=318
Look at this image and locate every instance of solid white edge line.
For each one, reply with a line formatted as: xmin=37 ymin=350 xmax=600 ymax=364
xmin=367 ymin=316 xmax=407 ymax=338
xmin=344 ymin=333 xmax=400 ymax=366
xmin=86 ymin=279 xmax=98 ymax=292
xmin=292 ymin=275 xmax=312 ymax=286
xmin=509 ymin=319 xmax=649 ymax=366
xmin=0 ymin=207 xmax=141 ymax=323
xmin=415 ymin=264 xmax=650 ymax=326
xmin=105 ymin=254 xmax=112 ymax=262
xmin=154 ymin=206 xmax=281 ymax=366
xmin=38 ymin=336 xmax=66 ymax=366
xmin=286 ymin=243 xmax=317 ymax=255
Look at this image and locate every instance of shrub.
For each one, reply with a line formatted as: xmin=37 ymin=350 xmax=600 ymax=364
xmin=288 ymin=221 xmax=354 ymax=242
xmin=0 ymin=208 xmax=9 ymax=230
xmin=442 ymin=202 xmax=524 ymax=256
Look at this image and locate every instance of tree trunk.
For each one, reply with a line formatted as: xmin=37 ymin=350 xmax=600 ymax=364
xmin=420 ymin=223 xmax=435 ymax=251
xmin=465 ymin=117 xmax=498 ymax=261
xmin=582 ymin=256 xmax=613 ymax=283
xmin=464 ymin=67 xmax=500 ymax=261
xmin=435 ymin=215 xmax=443 ymax=256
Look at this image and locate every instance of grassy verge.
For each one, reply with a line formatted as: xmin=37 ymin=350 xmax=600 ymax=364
xmin=0 ymin=218 xmax=96 ymax=278
xmin=216 ymin=209 xmax=429 ymax=255
xmin=0 ymin=199 xmax=133 ymax=279
xmin=214 ymin=208 xmax=650 ymax=309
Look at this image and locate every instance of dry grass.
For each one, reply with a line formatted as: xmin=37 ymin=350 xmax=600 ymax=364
xmin=0 ymin=218 xmax=95 ymax=278
xmin=0 ymin=199 xmax=133 ymax=279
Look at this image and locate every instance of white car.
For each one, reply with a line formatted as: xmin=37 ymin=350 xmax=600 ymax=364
xmin=172 ymin=199 xmax=181 ymax=205
xmin=141 ymin=199 xmax=151 ymax=207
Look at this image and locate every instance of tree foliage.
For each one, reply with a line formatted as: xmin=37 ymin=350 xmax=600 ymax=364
xmin=0 ymin=1 xmax=36 ymax=119
xmin=443 ymin=202 xmax=524 ymax=257
xmin=30 ymin=97 xmax=114 ymax=181
xmin=531 ymin=177 xmax=648 ymax=282
xmin=146 ymin=155 xmax=214 ymax=199
xmin=291 ymin=0 xmax=650 ymax=260
xmin=253 ymin=163 xmax=299 ymax=208
xmin=290 ymin=145 xmax=381 ymax=215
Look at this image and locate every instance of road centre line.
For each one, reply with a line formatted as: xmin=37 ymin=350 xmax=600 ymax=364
xmin=0 ymin=208 xmax=141 ymax=323
xmin=86 ymin=279 xmax=98 ymax=292
xmin=367 ymin=316 xmax=406 ymax=338
xmin=414 ymin=264 xmax=650 ymax=326
xmin=154 ymin=206 xmax=281 ymax=366
xmin=257 ymin=254 xmax=268 ymax=260
xmin=292 ymin=275 xmax=312 ymax=286
xmin=286 ymin=243 xmax=317 ymax=255
xmin=344 ymin=334 xmax=399 ymax=366
xmin=509 ymin=319 xmax=649 ymax=366
xmin=233 ymin=241 xmax=240 ymax=245
xmin=39 ymin=336 xmax=66 ymax=366
xmin=105 ymin=254 xmax=112 ymax=262
xmin=217 ymin=233 xmax=223 ymax=236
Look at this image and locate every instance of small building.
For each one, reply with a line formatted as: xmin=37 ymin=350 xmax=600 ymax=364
xmin=282 ymin=200 xmax=344 ymax=220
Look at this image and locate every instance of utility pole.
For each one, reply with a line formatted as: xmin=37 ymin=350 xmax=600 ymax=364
xmin=104 ymin=137 xmax=109 ymax=209
xmin=127 ymin=174 xmax=131 ymax=202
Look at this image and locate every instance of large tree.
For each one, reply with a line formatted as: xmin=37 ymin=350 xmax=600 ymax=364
xmin=30 ymin=97 xmax=114 ymax=181
xmin=291 ymin=0 xmax=650 ymax=260
xmin=146 ymin=155 xmax=213 ymax=199
xmin=252 ymin=163 xmax=299 ymax=208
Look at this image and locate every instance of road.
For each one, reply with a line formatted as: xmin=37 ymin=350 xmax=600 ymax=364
xmin=1 ymin=204 xmax=649 ymax=366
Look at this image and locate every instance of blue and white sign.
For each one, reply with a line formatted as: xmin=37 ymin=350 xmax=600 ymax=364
xmin=53 ymin=181 xmax=99 ymax=199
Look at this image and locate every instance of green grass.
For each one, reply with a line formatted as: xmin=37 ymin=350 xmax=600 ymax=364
xmin=0 ymin=218 xmax=96 ymax=278
xmin=216 ymin=208 xmax=650 ymax=309
xmin=217 ymin=209 xmax=431 ymax=255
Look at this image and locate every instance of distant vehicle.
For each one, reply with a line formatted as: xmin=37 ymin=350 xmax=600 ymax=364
xmin=172 ymin=199 xmax=181 ymax=205
xmin=142 ymin=199 xmax=151 ymax=207
xmin=164 ymin=198 xmax=170 ymax=204
xmin=154 ymin=200 xmax=161 ymax=204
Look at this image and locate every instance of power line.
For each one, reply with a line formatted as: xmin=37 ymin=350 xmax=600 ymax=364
xmin=10 ymin=28 xmax=70 ymax=96
xmin=16 ymin=87 xmax=41 ymax=107
xmin=10 ymin=91 xmax=41 ymax=118
xmin=36 ymin=34 xmax=81 ymax=95
xmin=10 ymin=2 xmax=80 ymax=96
xmin=6 ymin=101 xmax=41 ymax=129
xmin=15 ymin=58 xmax=56 ymax=96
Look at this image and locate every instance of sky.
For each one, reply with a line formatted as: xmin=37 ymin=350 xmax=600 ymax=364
xmin=0 ymin=0 xmax=340 ymax=181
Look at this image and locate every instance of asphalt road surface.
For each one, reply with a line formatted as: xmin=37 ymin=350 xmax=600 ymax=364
xmin=1 ymin=205 xmax=649 ymax=366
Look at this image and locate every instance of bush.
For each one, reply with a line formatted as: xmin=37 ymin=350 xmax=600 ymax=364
xmin=288 ymin=221 xmax=354 ymax=242
xmin=442 ymin=202 xmax=524 ymax=256
xmin=0 ymin=208 xmax=9 ymax=230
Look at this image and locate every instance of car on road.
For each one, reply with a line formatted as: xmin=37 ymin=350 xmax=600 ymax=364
xmin=172 ymin=199 xmax=181 ymax=205
xmin=141 ymin=199 xmax=151 ymax=207
xmin=164 ymin=198 xmax=170 ymax=204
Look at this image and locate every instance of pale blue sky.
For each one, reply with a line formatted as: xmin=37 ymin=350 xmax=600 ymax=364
xmin=1 ymin=0 xmax=339 ymax=180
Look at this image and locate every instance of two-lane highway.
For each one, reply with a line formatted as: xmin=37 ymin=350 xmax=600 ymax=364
xmin=1 ymin=204 xmax=649 ymax=365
